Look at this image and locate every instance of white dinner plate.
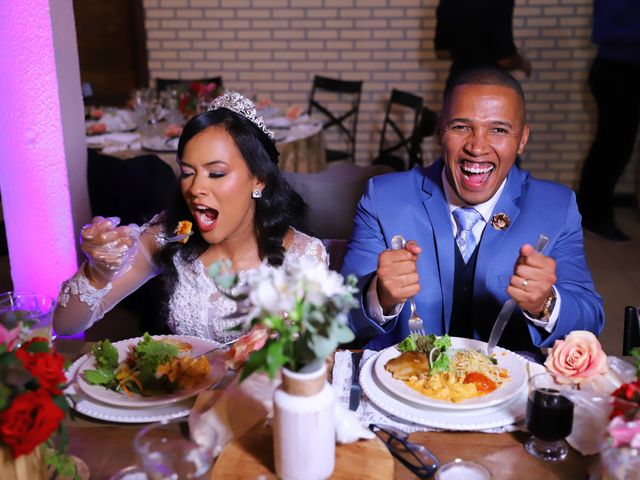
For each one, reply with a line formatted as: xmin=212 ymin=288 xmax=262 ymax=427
xmin=373 ymin=337 xmax=527 ymax=410
xmin=141 ymin=135 xmax=179 ymax=152
xmin=65 ymin=354 xmax=194 ymax=423
xmin=76 ymin=335 xmax=226 ymax=408
xmin=361 ymin=351 xmax=527 ymax=430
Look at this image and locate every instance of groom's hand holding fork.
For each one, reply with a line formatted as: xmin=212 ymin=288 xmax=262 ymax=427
xmin=376 ymin=240 xmax=422 ymax=314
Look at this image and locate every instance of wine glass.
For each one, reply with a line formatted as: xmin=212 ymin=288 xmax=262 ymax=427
xmin=134 ymin=419 xmax=216 ymax=480
xmin=525 ymin=372 xmax=575 ymax=462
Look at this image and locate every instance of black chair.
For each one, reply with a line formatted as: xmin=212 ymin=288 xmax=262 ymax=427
xmin=409 ymin=106 xmax=438 ymax=168
xmin=308 ymin=75 xmax=363 ymax=163
xmin=155 ymin=76 xmax=223 ymax=92
xmin=375 ymin=89 xmax=423 ymax=171
xmin=87 ymin=150 xmax=180 ymax=335
xmin=623 ymin=305 xmax=640 ymax=356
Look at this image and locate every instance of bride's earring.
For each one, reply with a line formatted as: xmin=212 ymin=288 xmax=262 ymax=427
xmin=252 ymin=189 xmax=262 ymax=199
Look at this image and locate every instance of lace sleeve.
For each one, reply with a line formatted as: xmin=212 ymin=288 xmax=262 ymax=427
xmin=53 ymin=236 xmax=162 ymax=336
xmin=286 ymin=229 xmax=328 ymax=266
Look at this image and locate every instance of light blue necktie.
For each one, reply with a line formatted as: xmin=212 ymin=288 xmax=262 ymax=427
xmin=453 ymin=207 xmax=482 ymax=263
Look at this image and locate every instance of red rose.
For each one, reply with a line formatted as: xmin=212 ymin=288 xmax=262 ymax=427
xmin=610 ymin=381 xmax=640 ymax=419
xmin=15 ymin=348 xmax=67 ymax=394
xmin=0 ymin=389 xmax=65 ymax=457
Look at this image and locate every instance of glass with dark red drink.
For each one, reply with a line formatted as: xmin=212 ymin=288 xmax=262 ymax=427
xmin=524 ymin=373 xmax=575 ymax=461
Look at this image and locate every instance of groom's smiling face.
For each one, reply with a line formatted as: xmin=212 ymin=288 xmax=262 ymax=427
xmin=438 ymin=84 xmax=529 ymax=205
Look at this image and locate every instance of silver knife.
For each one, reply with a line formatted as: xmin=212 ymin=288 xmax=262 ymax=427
xmin=486 ymin=234 xmax=550 ymax=355
xmin=348 ymin=351 xmax=364 ymax=411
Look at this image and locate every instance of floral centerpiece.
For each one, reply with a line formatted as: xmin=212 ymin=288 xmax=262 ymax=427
xmin=209 ymin=256 xmax=358 ymax=480
xmin=209 ymin=255 xmax=357 ymax=379
xmin=177 ymin=81 xmax=224 ymax=118
xmin=0 ymin=323 xmax=77 ymax=479
xmin=545 ymin=330 xmax=640 ymax=477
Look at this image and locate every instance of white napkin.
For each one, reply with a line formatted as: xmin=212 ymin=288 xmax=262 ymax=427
xmin=86 ymin=132 xmax=141 ymax=149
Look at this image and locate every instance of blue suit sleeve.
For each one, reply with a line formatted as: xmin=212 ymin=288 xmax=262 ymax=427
xmin=528 ymin=191 xmax=605 ymax=347
xmin=341 ymin=179 xmax=401 ymax=341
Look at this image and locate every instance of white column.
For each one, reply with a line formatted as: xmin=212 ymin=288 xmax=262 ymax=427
xmin=0 ymin=0 xmax=89 ymax=299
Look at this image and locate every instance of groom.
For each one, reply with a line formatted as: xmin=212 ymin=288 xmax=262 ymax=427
xmin=341 ymin=67 xmax=604 ymax=354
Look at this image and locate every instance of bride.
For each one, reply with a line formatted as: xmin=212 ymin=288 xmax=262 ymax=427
xmin=54 ymin=92 xmax=327 ymax=342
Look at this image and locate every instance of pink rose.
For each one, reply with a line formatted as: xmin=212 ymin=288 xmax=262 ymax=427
xmin=225 ymin=325 xmax=269 ymax=370
xmin=90 ymin=107 xmax=104 ymax=119
xmin=544 ymin=330 xmax=608 ymax=385
xmin=607 ymin=417 xmax=640 ymax=448
xmin=87 ymin=123 xmax=106 ymax=135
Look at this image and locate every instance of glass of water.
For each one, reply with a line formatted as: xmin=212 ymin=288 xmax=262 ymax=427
xmin=134 ymin=419 xmax=216 ymax=480
xmin=0 ymin=291 xmax=56 ymax=340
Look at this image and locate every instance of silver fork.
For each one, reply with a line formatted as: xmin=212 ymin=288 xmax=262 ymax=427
xmin=391 ymin=235 xmax=425 ymax=336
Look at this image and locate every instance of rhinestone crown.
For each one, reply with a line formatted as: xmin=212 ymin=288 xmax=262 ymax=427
xmin=207 ymin=91 xmax=274 ymax=139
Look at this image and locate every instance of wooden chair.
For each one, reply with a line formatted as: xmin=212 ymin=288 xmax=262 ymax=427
xmin=410 ymin=106 xmax=438 ymax=168
xmin=308 ymin=75 xmax=363 ymax=163
xmin=623 ymin=305 xmax=640 ymax=356
xmin=155 ymin=76 xmax=223 ymax=92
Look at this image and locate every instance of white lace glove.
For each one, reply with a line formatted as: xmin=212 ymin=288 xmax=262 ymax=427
xmin=80 ymin=216 xmax=142 ymax=285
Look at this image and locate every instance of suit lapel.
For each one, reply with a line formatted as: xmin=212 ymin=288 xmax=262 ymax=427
xmin=421 ymin=160 xmax=455 ymax=331
xmin=474 ymin=166 xmax=525 ymax=299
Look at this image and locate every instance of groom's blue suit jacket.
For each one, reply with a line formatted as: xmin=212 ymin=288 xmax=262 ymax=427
xmin=341 ymin=160 xmax=605 ymax=352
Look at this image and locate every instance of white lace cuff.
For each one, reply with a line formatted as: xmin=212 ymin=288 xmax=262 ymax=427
xmin=58 ymin=266 xmax=113 ymax=316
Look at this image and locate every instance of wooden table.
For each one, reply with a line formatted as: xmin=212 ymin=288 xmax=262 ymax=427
xmin=56 ymin=339 xmax=597 ymax=480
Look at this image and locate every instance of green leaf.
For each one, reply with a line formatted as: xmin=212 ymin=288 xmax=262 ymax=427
xmin=308 ymin=334 xmax=335 ymax=360
xmin=25 ymin=339 xmax=50 ymax=353
xmin=334 ymin=324 xmax=355 ymax=344
xmin=431 ymin=352 xmax=450 ymax=374
xmin=0 ymin=382 xmax=10 ymax=410
xmin=434 ymin=334 xmax=452 ymax=351
xmin=82 ymin=368 xmax=115 ymax=385
xmin=239 ymin=347 xmax=268 ymax=382
xmin=92 ymin=339 xmax=118 ymax=371
xmin=265 ymin=341 xmax=287 ymax=379
xmin=397 ymin=335 xmax=417 ymax=352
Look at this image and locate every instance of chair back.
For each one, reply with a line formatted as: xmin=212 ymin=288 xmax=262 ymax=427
xmin=623 ymin=305 xmax=640 ymax=356
xmin=284 ymin=161 xmax=392 ymax=239
xmin=409 ymin=106 xmax=438 ymax=168
xmin=377 ymin=89 xmax=423 ymax=170
xmin=155 ymin=76 xmax=223 ymax=92
xmin=322 ymin=239 xmax=349 ymax=272
xmin=308 ymin=75 xmax=363 ymax=162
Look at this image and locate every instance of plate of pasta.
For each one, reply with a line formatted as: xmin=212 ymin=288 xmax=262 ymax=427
xmin=76 ymin=334 xmax=226 ymax=408
xmin=373 ymin=336 xmax=527 ymax=410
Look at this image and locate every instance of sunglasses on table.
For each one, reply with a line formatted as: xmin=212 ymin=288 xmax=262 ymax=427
xmin=369 ymin=424 xmax=440 ymax=479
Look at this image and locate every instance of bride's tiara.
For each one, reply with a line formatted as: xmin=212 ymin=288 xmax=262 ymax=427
xmin=207 ymin=91 xmax=274 ymax=139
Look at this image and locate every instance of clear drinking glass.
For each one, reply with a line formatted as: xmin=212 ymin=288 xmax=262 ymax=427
xmin=525 ymin=372 xmax=575 ymax=462
xmin=0 ymin=291 xmax=56 ymax=340
xmin=134 ymin=419 xmax=216 ymax=480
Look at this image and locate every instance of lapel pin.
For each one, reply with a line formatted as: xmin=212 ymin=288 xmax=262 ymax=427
xmin=491 ymin=212 xmax=510 ymax=231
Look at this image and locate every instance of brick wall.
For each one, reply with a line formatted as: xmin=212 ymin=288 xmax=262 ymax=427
xmin=143 ymin=0 xmax=638 ymax=194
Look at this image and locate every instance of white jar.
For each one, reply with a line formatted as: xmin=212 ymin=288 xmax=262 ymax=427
xmin=273 ymin=364 xmax=336 ymax=480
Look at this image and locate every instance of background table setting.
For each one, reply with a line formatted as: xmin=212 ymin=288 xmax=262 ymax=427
xmin=84 ymin=94 xmax=327 ymax=175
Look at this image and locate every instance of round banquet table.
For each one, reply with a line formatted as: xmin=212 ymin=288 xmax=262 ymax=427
xmin=86 ymin=118 xmax=326 ymax=176
xmin=56 ymin=339 xmax=596 ymax=480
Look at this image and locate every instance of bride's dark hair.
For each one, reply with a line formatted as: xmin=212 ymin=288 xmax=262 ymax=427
xmin=154 ymin=108 xmax=308 ymax=294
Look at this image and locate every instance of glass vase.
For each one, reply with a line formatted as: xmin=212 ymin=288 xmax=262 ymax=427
xmin=273 ymin=363 xmax=335 ymax=480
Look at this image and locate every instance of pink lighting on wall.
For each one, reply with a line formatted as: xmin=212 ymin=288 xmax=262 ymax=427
xmin=0 ymin=0 xmax=79 ymax=301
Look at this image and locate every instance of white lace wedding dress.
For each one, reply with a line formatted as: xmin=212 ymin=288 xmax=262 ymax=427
xmin=56 ymin=229 xmax=327 ymax=343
